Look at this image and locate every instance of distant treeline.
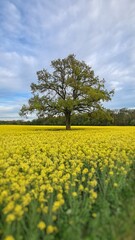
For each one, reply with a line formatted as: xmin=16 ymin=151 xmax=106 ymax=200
xmin=0 ymin=108 xmax=135 ymax=126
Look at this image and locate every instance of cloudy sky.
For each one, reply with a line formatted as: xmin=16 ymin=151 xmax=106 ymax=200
xmin=0 ymin=0 xmax=135 ymax=120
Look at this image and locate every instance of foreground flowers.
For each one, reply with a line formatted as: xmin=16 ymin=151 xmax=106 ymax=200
xmin=0 ymin=125 xmax=135 ymax=240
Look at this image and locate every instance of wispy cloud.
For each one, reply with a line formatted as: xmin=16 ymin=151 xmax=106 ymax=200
xmin=0 ymin=0 xmax=135 ymax=120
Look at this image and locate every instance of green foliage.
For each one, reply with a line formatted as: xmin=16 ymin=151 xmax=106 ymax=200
xmin=19 ymin=54 xmax=114 ymax=129
xmin=1 ymin=108 xmax=135 ymax=126
xmin=111 ymin=108 xmax=135 ymax=126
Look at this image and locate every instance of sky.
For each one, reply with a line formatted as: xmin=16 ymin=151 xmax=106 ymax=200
xmin=0 ymin=0 xmax=135 ymax=120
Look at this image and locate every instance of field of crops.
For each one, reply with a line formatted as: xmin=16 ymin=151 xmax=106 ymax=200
xmin=0 ymin=126 xmax=135 ymax=240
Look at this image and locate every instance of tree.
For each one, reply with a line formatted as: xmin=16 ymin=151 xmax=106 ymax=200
xmin=19 ymin=54 xmax=114 ymax=130
xmin=88 ymin=108 xmax=114 ymax=125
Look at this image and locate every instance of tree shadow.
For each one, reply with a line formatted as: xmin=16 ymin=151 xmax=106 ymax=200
xmin=34 ymin=127 xmax=86 ymax=131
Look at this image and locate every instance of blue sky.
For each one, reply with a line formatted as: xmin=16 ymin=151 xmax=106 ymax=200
xmin=0 ymin=0 xmax=135 ymax=120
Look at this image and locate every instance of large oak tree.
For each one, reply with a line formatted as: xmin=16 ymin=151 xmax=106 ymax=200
xmin=19 ymin=54 xmax=114 ymax=130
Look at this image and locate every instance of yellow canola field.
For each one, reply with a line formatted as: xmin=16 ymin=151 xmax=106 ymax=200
xmin=0 ymin=125 xmax=135 ymax=236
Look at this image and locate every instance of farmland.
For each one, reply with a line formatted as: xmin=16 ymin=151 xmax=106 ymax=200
xmin=0 ymin=126 xmax=135 ymax=240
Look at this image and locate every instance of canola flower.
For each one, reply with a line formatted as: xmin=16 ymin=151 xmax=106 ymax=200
xmin=0 ymin=125 xmax=135 ymax=239
xmin=4 ymin=236 xmax=15 ymax=240
xmin=37 ymin=221 xmax=46 ymax=230
xmin=46 ymin=225 xmax=58 ymax=234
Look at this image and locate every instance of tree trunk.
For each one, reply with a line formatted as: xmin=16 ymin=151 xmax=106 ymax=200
xmin=65 ymin=111 xmax=71 ymax=130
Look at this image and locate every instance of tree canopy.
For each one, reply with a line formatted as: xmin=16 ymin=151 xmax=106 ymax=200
xmin=19 ymin=54 xmax=114 ymax=129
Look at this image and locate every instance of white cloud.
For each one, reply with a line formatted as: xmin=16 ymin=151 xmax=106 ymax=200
xmin=1 ymin=1 xmax=22 ymax=35
xmin=0 ymin=97 xmax=36 ymax=120
xmin=0 ymin=105 xmax=17 ymax=112
xmin=0 ymin=0 xmax=135 ymax=119
xmin=0 ymin=51 xmax=38 ymax=91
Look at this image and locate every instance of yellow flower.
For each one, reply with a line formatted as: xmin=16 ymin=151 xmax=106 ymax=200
xmin=42 ymin=206 xmax=48 ymax=214
xmin=109 ymin=171 xmax=114 ymax=176
xmin=1 ymin=190 xmax=8 ymax=198
xmin=3 ymin=201 xmax=14 ymax=214
xmin=82 ymin=176 xmax=85 ymax=182
xmin=6 ymin=214 xmax=15 ymax=222
xmin=37 ymin=221 xmax=46 ymax=230
xmin=90 ymin=190 xmax=97 ymax=199
xmin=113 ymin=183 xmax=118 ymax=188
xmin=92 ymin=213 xmax=97 ymax=218
xmin=82 ymin=168 xmax=89 ymax=174
xmin=57 ymin=193 xmax=63 ymax=200
xmin=46 ymin=225 xmax=58 ymax=234
xmin=79 ymin=184 xmax=84 ymax=191
xmin=72 ymin=192 xmax=77 ymax=197
xmin=0 ymin=125 xmax=135 ymax=230
xmin=14 ymin=204 xmax=23 ymax=217
xmin=89 ymin=180 xmax=97 ymax=187
xmin=4 ymin=235 xmax=15 ymax=240
xmin=52 ymin=201 xmax=61 ymax=212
